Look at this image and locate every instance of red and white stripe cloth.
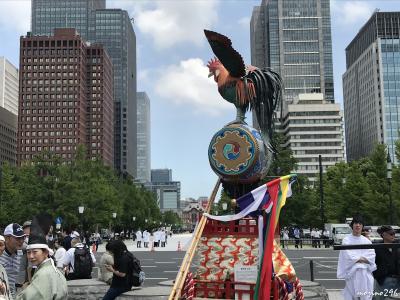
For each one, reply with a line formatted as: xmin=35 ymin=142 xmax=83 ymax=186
xmin=294 ymin=278 xmax=304 ymax=300
xmin=275 ymin=276 xmax=304 ymax=300
xmin=181 ymin=272 xmax=194 ymax=300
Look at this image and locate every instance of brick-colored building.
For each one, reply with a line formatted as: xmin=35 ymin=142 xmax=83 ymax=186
xmin=18 ymin=28 xmax=114 ymax=166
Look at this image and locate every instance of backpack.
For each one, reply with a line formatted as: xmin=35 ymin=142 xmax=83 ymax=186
xmin=72 ymin=246 xmax=93 ymax=279
xmin=127 ymin=253 xmax=145 ymax=287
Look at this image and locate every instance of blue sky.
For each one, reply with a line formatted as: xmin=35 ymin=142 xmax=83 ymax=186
xmin=0 ymin=0 xmax=399 ymax=200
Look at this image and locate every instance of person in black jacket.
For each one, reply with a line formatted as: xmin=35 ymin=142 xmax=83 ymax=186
xmin=373 ymin=225 xmax=400 ymax=294
xmin=102 ymin=240 xmax=133 ymax=300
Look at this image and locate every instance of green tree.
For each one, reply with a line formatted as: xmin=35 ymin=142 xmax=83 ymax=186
xmin=0 ymin=146 xmax=164 ymax=231
xmin=268 ymin=132 xmax=298 ymax=176
xmin=162 ymin=211 xmax=182 ymax=227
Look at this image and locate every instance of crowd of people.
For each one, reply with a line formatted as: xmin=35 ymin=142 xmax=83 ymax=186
xmin=133 ymin=228 xmax=171 ymax=248
xmin=1 ymin=214 xmax=398 ymax=300
xmin=280 ymin=226 xmax=331 ymax=249
xmin=0 ymin=218 xmax=146 ymax=300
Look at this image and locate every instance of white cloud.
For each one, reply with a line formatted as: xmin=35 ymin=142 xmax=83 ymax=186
xmin=107 ymin=0 xmax=150 ymax=16
xmin=238 ymin=17 xmax=250 ymax=29
xmin=331 ymin=0 xmax=374 ymax=26
xmin=154 ymin=58 xmax=232 ymax=115
xmin=0 ymin=0 xmax=30 ymax=33
xmin=134 ymin=0 xmax=219 ymax=49
xmin=138 ymin=69 xmax=150 ymax=82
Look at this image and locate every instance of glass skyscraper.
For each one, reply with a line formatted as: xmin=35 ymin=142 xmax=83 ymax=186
xmin=343 ymin=12 xmax=400 ymax=163
xmin=250 ymin=0 xmax=334 ymax=103
xmin=31 ymin=0 xmax=105 ymax=40
xmin=31 ymin=0 xmax=137 ymax=176
xmin=136 ymin=92 xmax=151 ymax=183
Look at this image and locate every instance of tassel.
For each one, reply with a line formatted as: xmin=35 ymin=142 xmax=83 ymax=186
xmin=294 ymin=278 xmax=304 ymax=300
xmin=276 ymin=276 xmax=289 ymax=300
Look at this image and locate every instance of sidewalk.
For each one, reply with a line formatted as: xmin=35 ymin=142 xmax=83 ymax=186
xmin=327 ymin=290 xmax=343 ymax=300
xmin=96 ymin=233 xmax=193 ymax=252
xmin=281 ymin=244 xmax=334 ymax=250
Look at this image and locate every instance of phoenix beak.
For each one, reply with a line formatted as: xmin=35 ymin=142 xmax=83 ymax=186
xmin=208 ymin=72 xmax=213 ymax=78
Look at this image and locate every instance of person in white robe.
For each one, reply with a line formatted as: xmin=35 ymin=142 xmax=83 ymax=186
xmin=143 ymin=230 xmax=150 ymax=248
xmin=337 ymin=215 xmax=376 ymax=300
xmin=135 ymin=230 xmax=142 ymax=248
xmin=160 ymin=230 xmax=166 ymax=247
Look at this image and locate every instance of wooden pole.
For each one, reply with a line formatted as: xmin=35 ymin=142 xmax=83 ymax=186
xmin=168 ymin=179 xmax=221 ymax=300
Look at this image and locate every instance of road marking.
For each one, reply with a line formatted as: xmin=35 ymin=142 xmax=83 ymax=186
xmin=140 ymin=259 xmax=155 ymax=261
xmin=145 ymin=277 xmax=169 ymax=280
xmin=155 ymin=261 xmax=176 ymax=264
xmin=164 ymin=270 xmax=178 ymax=273
xmin=320 ymin=260 xmax=338 ymax=263
xmin=316 ymin=265 xmax=336 ymax=269
xmin=315 ymin=278 xmax=344 ymax=281
xmin=318 ymin=271 xmax=337 ymax=274
xmin=326 ymin=289 xmax=342 ymax=291
xmin=141 ymin=266 xmax=157 ymax=268
xmin=303 ymin=257 xmax=338 ymax=259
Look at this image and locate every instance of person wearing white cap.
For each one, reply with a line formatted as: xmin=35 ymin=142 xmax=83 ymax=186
xmin=0 ymin=223 xmax=26 ymax=298
xmin=0 ymin=235 xmax=12 ymax=300
xmin=15 ymin=214 xmax=67 ymax=300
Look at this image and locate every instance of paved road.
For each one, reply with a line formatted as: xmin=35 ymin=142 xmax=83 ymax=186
xmin=93 ymin=235 xmax=344 ymax=291
xmin=93 ymin=251 xmax=186 ymax=287
xmin=284 ymin=249 xmax=343 ymax=291
xmin=94 ymin=234 xmax=192 ymax=287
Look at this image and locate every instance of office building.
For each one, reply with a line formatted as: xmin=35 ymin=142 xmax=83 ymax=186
xmin=0 ymin=106 xmax=17 ymax=166
xmin=250 ymin=0 xmax=334 ymax=103
xmin=343 ymin=11 xmax=400 ymax=163
xmin=18 ymin=29 xmax=114 ymax=165
xmin=31 ymin=0 xmax=137 ymax=176
xmin=0 ymin=57 xmax=19 ymax=115
xmin=145 ymin=169 xmax=180 ymax=212
xmin=136 ymin=92 xmax=150 ymax=183
xmin=151 ymin=169 xmax=172 ymax=183
xmin=31 ymin=0 xmax=105 ymax=39
xmin=282 ymin=93 xmax=345 ymax=181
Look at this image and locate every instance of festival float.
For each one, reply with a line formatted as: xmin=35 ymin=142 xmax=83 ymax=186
xmin=168 ymin=30 xmax=304 ymax=300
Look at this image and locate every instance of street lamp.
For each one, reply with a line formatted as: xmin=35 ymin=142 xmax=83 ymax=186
xmin=78 ymin=206 xmax=84 ymax=233
xmin=222 ymin=202 xmax=228 ymax=211
xmin=112 ymin=212 xmax=117 ymax=236
xmin=319 ymin=154 xmax=325 ymax=229
xmin=132 ymin=216 xmax=136 ymax=232
xmin=387 ymin=152 xmax=393 ymax=224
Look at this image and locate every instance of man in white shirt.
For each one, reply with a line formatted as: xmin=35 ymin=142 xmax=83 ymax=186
xmin=337 ymin=215 xmax=376 ymax=300
xmin=314 ymin=229 xmax=321 ymax=248
xmin=311 ymin=228 xmax=316 ymax=248
xmin=143 ymin=230 xmax=150 ymax=248
xmin=63 ymin=238 xmax=96 ymax=280
xmin=136 ymin=230 xmax=142 ymax=248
